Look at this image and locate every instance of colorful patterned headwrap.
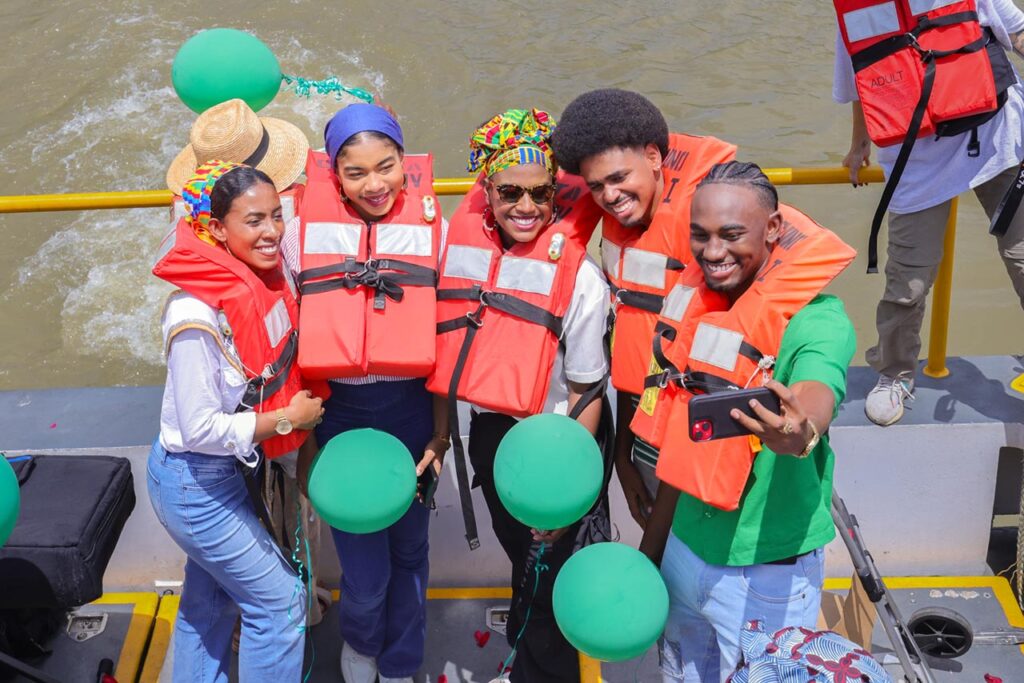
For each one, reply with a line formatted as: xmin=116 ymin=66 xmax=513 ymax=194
xmin=181 ymin=160 xmax=243 ymax=246
xmin=467 ymin=108 xmax=557 ymax=178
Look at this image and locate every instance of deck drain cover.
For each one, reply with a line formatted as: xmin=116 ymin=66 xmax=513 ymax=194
xmin=486 ymin=606 xmax=508 ymax=636
xmin=66 ymin=611 xmax=108 ymax=642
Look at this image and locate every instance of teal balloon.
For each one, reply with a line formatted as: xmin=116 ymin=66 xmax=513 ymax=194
xmin=494 ymin=413 xmax=603 ymax=530
xmin=172 ymin=28 xmax=281 ymax=113
xmin=0 ymin=457 xmax=19 ymax=547
xmin=553 ymin=542 xmax=669 ymax=662
xmin=308 ymin=429 xmax=416 ymax=534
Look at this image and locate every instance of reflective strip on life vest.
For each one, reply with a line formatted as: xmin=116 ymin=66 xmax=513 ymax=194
xmin=601 ymin=240 xmax=622 ymax=281
xmin=689 ymin=322 xmax=744 ymax=373
xmin=621 ymin=248 xmax=668 ymax=289
xmin=443 ymin=245 xmax=493 ymax=281
xmin=842 ymin=3 xmax=900 ymax=41
xmin=154 ymin=229 xmax=176 ymax=267
xmin=662 ymin=284 xmax=697 ymax=322
xmin=375 ymin=223 xmax=434 ymax=257
xmin=303 ymin=222 xmax=362 ymax=255
xmin=908 ymin=0 xmax=961 ymax=15
xmin=495 ymin=256 xmax=557 ymax=296
xmin=264 ymin=299 xmax=292 ymax=348
xmin=280 ymin=195 xmax=297 ymax=225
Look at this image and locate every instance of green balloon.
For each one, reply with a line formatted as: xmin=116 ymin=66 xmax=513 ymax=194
xmin=553 ymin=542 xmax=669 ymax=662
xmin=308 ymin=429 xmax=416 ymax=534
xmin=0 ymin=457 xmax=19 ymax=547
xmin=494 ymin=413 xmax=603 ymax=530
xmin=172 ymin=28 xmax=282 ymax=113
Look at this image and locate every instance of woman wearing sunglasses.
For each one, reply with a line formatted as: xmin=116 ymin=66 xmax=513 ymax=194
xmin=425 ymin=108 xmax=610 ymax=682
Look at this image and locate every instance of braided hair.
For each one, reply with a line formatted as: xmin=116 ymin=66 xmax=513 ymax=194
xmin=696 ymin=161 xmax=778 ymax=212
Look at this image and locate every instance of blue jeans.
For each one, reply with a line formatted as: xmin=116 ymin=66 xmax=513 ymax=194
xmin=147 ymin=442 xmax=306 ymax=683
xmin=660 ymin=535 xmax=824 ymax=683
xmin=315 ymin=379 xmax=432 ymax=679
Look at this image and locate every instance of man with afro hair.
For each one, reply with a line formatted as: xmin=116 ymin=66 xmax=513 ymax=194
xmin=551 ymin=89 xmax=736 ymax=531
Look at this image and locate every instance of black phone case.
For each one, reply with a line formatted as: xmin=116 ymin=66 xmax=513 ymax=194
xmin=688 ymin=388 xmax=781 ymax=442
xmin=417 ymin=463 xmax=439 ymax=508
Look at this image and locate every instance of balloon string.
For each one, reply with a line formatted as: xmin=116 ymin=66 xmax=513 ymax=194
xmin=500 ymin=542 xmax=550 ymax=677
xmin=281 ymin=75 xmax=375 ymax=104
xmin=287 ymin=498 xmax=316 ymax=683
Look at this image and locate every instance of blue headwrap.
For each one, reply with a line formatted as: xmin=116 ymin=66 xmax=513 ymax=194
xmin=324 ymin=104 xmax=404 ymax=169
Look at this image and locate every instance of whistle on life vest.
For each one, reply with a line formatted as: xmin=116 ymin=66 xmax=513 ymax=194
xmin=422 ymin=196 xmax=437 ymax=223
xmin=548 ymin=232 xmax=565 ymax=261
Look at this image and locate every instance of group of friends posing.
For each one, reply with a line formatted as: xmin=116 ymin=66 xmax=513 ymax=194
xmin=147 ymin=1 xmax=1024 ymax=677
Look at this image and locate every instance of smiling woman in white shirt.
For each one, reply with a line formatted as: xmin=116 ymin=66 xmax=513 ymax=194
xmin=148 ymin=161 xmax=324 ymax=683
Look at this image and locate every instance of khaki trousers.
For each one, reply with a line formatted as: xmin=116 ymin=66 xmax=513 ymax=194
xmin=867 ymin=165 xmax=1024 ymax=376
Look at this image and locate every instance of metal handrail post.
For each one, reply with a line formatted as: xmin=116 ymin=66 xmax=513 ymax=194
xmin=922 ymin=196 xmax=958 ymax=379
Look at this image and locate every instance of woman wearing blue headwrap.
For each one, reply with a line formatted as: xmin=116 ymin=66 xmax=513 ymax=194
xmin=281 ymin=104 xmax=447 ymax=683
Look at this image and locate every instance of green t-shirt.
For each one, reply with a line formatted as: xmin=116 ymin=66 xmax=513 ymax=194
xmin=671 ymin=294 xmax=856 ymax=566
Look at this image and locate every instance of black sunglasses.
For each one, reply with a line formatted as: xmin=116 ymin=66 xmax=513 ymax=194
xmin=494 ymin=183 xmax=557 ymax=205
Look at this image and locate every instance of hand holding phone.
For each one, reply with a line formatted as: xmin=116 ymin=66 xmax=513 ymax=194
xmin=688 ymin=387 xmax=781 ymax=442
xmin=417 ymin=459 xmax=441 ymax=508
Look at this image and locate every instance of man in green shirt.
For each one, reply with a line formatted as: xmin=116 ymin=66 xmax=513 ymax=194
xmin=640 ymin=162 xmax=856 ymax=681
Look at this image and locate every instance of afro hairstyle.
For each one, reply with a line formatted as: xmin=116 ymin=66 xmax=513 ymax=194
xmin=551 ymin=89 xmax=670 ymax=175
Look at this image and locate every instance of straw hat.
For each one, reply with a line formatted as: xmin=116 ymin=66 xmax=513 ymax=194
xmin=166 ymin=99 xmax=309 ymax=193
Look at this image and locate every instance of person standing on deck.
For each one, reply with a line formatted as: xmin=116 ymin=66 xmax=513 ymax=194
xmin=286 ymin=104 xmax=448 ymax=683
xmin=425 ymin=108 xmax=610 ymax=683
xmin=833 ymin=0 xmax=1024 ymax=426
xmin=638 ymin=162 xmax=856 ymax=681
xmin=550 ymin=89 xmax=736 ymax=528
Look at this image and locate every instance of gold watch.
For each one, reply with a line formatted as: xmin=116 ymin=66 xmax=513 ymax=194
xmin=798 ymin=420 xmax=820 ymax=458
xmin=274 ymin=408 xmax=294 ymax=436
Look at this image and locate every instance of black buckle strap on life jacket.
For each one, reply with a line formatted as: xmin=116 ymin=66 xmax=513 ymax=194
xmin=643 ymin=323 xmax=685 ymax=389
xmin=235 ymin=330 xmax=298 ymax=413
xmin=682 ymin=369 xmax=742 ymax=394
xmin=616 ymin=289 xmax=665 ymax=314
xmin=859 ymin=11 xmax=989 ymax=272
xmin=446 ymin=297 xmax=487 ymax=550
xmin=435 ymin=289 xmax=564 ymax=338
xmin=568 ymin=375 xmax=608 ymax=421
xmin=299 ymin=258 xmax=438 ymax=310
xmin=990 ymin=157 xmax=1024 ymax=237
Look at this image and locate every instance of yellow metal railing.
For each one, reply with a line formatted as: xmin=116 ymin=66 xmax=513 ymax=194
xmin=0 ymin=165 xmax=960 ymax=377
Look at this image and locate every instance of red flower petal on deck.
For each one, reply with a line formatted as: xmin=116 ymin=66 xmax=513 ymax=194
xmin=985 ymin=675 xmax=1003 ymax=683
xmin=438 ymin=675 xmax=447 ymax=683
xmin=49 ymin=423 xmax=57 ymax=429
xmin=474 ymin=629 xmax=490 ymax=647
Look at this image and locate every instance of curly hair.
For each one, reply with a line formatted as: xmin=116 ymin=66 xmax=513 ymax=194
xmin=551 ymin=89 xmax=669 ymax=174
xmin=696 ymin=161 xmax=779 ymax=212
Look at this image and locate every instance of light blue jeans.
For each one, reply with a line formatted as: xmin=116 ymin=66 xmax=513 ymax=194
xmin=660 ymin=534 xmax=824 ymax=683
xmin=147 ymin=441 xmax=306 ymax=683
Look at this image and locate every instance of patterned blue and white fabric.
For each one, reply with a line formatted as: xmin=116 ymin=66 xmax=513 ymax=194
xmin=726 ymin=621 xmax=892 ymax=683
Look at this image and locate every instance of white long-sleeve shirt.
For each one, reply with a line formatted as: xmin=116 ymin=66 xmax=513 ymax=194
xmin=158 ymin=292 xmax=260 ymax=466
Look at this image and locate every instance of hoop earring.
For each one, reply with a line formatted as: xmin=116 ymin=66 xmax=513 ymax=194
xmin=483 ymin=205 xmax=496 ymax=231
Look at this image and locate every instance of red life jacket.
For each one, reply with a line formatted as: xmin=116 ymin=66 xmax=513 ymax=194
xmin=296 ymin=150 xmax=441 ymax=379
xmin=834 ymin=0 xmax=1009 ymax=271
xmin=629 ymin=205 xmax=856 ymax=510
xmin=427 ymin=172 xmax=601 ymax=417
xmin=602 ymin=133 xmax=737 ymax=396
xmin=835 ymin=0 xmax=998 ymax=147
xmin=153 ymin=218 xmax=313 ymax=459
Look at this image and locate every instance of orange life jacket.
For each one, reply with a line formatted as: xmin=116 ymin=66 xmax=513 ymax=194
xmin=427 ymin=172 xmax=601 ymax=417
xmin=296 ymin=150 xmax=441 ymax=379
xmin=602 ymin=133 xmax=737 ymax=396
xmin=629 ymin=205 xmax=856 ymax=510
xmin=153 ymin=218 xmax=313 ymax=459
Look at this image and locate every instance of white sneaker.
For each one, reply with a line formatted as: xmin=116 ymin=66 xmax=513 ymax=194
xmin=864 ymin=372 xmax=915 ymax=426
xmin=340 ymin=641 xmax=377 ymax=683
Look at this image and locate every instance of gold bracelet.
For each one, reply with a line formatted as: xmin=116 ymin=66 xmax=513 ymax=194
xmin=798 ymin=420 xmax=821 ymax=458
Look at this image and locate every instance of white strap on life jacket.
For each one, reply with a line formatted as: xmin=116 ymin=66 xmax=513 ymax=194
xmin=443 ymin=245 xmax=493 ymax=281
xmin=303 ymin=222 xmax=362 ymax=256
xmin=842 ymin=2 xmax=901 ymax=42
xmin=264 ymin=299 xmax=292 ymax=348
xmin=690 ymin=322 xmax=745 ymax=373
xmin=375 ymin=223 xmax=433 ymax=257
xmin=661 ymin=284 xmax=697 ymax=322
xmin=621 ymin=247 xmax=668 ymax=289
xmin=495 ymin=256 xmax=557 ymax=296
xmin=601 ymin=240 xmax=622 ymax=281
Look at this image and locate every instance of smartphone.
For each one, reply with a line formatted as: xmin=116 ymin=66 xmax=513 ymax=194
xmin=688 ymin=387 xmax=782 ymax=442
xmin=417 ymin=460 xmax=440 ymax=508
